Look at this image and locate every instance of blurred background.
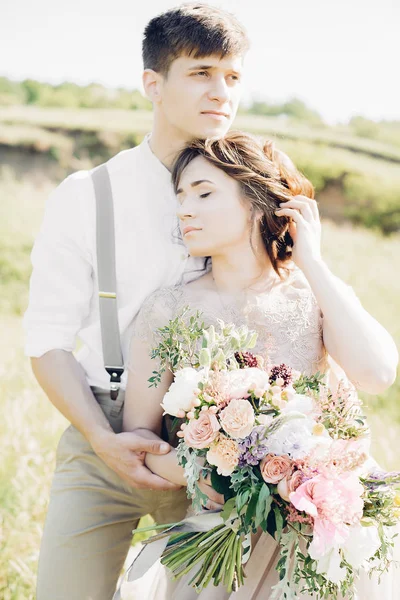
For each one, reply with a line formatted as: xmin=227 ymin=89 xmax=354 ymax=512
xmin=0 ymin=1 xmax=399 ymax=598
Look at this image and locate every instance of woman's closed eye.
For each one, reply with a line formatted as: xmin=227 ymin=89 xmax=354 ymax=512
xmin=200 ymin=192 xmax=212 ymax=199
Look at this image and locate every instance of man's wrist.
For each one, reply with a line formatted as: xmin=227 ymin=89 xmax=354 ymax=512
xmin=86 ymin=422 xmax=115 ymax=453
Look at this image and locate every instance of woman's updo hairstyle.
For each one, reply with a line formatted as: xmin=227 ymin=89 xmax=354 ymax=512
xmin=171 ymin=130 xmax=315 ymax=280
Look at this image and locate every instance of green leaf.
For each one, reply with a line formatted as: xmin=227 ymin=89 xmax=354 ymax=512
xmin=274 ymin=505 xmax=284 ymax=542
xmin=221 ymin=497 xmax=236 ymax=522
xmin=245 ymin=492 xmax=259 ymax=527
xmin=211 ymin=470 xmax=233 ymax=501
xmin=236 ymin=489 xmax=250 ymax=514
xmin=255 ymin=484 xmax=271 ymax=528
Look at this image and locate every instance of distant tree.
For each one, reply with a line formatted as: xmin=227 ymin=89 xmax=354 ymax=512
xmin=349 ymin=116 xmax=380 ymax=139
xmin=247 ymin=96 xmax=323 ymax=125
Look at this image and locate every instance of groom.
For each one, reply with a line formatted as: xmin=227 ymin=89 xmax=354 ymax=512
xmin=23 ymin=4 xmax=249 ymax=599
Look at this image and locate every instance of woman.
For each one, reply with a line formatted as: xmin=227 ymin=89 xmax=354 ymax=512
xmin=121 ymin=132 xmax=399 ymax=598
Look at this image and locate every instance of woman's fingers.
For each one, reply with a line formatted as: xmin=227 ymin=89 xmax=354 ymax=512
xmin=278 ymin=199 xmax=314 ymax=221
xmin=275 ymin=207 xmax=307 ymax=226
xmin=203 ymin=498 xmax=224 ymax=511
xmin=197 ymin=476 xmax=224 ymax=505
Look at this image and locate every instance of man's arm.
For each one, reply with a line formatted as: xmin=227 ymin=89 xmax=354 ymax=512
xmin=31 ymin=349 xmax=181 ymax=491
xmin=25 ymin=173 xmax=179 ymax=491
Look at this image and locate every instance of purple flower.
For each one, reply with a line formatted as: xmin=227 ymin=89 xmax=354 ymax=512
xmin=238 ymin=426 xmax=269 ymax=467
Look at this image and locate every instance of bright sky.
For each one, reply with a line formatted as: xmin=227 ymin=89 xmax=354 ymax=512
xmin=1 ymin=0 xmax=399 ymax=124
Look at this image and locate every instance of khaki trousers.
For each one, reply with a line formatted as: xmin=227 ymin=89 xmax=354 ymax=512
xmin=36 ymin=386 xmax=190 ymax=600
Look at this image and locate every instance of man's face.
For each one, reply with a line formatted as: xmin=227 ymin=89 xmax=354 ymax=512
xmin=155 ymin=54 xmax=243 ymax=139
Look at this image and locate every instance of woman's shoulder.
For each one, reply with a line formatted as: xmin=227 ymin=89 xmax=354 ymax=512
xmin=276 ymin=263 xmax=312 ymax=296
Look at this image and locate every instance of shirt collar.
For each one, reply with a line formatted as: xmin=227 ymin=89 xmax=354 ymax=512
xmin=141 ymin=133 xmax=172 ymax=181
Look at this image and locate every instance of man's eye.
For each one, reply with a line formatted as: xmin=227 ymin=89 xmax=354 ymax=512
xmin=196 ymin=71 xmax=209 ymax=77
xmin=200 ymin=192 xmax=211 ymax=198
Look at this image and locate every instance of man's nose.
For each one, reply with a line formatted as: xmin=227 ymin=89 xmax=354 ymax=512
xmin=208 ymin=76 xmax=230 ymax=104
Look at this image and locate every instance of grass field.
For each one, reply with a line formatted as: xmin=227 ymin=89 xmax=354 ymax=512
xmin=0 ymin=168 xmax=399 ymax=599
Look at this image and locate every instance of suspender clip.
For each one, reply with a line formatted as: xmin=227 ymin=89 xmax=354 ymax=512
xmin=105 ymin=366 xmax=124 ymax=401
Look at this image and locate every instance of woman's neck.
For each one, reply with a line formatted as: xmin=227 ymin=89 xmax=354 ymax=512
xmin=211 ymin=247 xmax=280 ymax=295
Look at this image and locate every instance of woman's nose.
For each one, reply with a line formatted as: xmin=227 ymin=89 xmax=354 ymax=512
xmin=177 ymin=202 xmax=195 ymax=220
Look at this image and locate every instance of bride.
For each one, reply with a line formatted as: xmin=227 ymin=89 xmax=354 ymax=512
xmin=120 ymin=131 xmax=399 ymax=599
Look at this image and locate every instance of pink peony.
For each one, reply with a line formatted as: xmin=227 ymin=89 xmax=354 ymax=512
xmin=183 ymin=412 xmax=220 ymax=449
xmin=219 ymin=398 xmax=255 ymax=439
xmin=290 ymin=472 xmax=364 ymax=556
xmin=206 ymin=434 xmax=239 ymax=476
xmin=260 ymin=453 xmax=293 ymax=484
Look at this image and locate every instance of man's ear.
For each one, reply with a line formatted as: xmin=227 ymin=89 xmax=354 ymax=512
xmin=142 ymin=69 xmax=162 ymax=104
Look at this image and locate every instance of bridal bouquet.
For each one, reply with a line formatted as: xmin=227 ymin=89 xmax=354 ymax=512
xmin=135 ymin=308 xmax=400 ymax=599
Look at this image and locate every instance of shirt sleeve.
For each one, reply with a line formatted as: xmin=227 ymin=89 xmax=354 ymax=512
xmin=22 ymin=172 xmax=94 ymax=357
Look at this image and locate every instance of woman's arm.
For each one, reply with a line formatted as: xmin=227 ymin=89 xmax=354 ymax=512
xmin=133 ymin=428 xmax=187 ymax=486
xmin=123 ymin=307 xmax=186 ymax=487
xmin=302 ymin=258 xmax=398 ymax=394
xmin=275 ymin=196 xmax=398 ymax=394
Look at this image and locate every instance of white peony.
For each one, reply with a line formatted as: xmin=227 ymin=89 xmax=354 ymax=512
xmin=264 ymin=414 xmax=332 ymax=460
xmin=309 ymin=546 xmax=347 ymax=584
xmin=342 ymin=523 xmax=381 ymax=569
xmin=161 ymin=368 xmax=205 ymax=417
xmin=220 ymin=367 xmax=270 ymax=400
xmin=281 ymin=393 xmax=315 ymax=416
xmin=308 ymin=523 xmax=381 ymax=584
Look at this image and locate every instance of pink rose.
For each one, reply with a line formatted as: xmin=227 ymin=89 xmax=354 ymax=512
xmin=290 ymin=473 xmax=364 ymax=556
xmin=206 ymin=434 xmax=239 ymax=476
xmin=183 ymin=412 xmax=220 ymax=449
xmin=277 ymin=469 xmax=304 ymax=501
xmin=219 ymin=398 xmax=255 ymax=439
xmin=260 ymin=453 xmax=293 ymax=484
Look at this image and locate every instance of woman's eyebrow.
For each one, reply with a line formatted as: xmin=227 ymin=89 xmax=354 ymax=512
xmin=176 ymin=180 xmax=214 ymax=194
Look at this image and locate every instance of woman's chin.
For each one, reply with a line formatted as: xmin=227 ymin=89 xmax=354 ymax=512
xmin=186 ymin=245 xmax=212 ymax=258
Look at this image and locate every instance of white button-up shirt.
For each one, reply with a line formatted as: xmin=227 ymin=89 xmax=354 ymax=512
xmin=23 ymin=134 xmax=208 ymax=390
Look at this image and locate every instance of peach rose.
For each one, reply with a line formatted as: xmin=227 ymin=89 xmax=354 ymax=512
xmin=219 ymin=399 xmax=255 ymax=439
xmin=260 ymin=453 xmax=293 ymax=484
xmin=277 ymin=469 xmax=304 ymax=501
xmin=206 ymin=434 xmax=239 ymax=476
xmin=183 ymin=412 xmax=220 ymax=449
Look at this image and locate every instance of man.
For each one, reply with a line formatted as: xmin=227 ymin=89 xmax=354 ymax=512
xmin=23 ymin=4 xmax=249 ymax=599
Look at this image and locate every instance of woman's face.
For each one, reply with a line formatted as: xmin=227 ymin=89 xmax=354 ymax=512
xmin=176 ymin=156 xmax=254 ymax=257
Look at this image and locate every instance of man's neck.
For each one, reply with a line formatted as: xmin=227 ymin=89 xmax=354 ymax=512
xmin=148 ymin=114 xmax=194 ymax=171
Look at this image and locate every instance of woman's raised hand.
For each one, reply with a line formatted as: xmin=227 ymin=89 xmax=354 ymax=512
xmin=275 ymin=195 xmax=322 ymax=271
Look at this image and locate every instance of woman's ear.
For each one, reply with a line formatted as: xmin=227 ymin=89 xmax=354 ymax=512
xmin=254 ymin=208 xmax=264 ymax=222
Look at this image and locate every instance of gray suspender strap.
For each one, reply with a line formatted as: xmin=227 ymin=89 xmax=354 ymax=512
xmin=91 ymin=164 xmax=124 ymax=401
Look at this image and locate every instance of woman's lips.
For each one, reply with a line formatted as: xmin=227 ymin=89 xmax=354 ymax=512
xmin=182 ymin=227 xmax=201 ymax=236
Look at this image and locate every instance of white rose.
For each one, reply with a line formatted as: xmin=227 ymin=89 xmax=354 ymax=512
xmin=161 ymin=368 xmax=204 ymax=417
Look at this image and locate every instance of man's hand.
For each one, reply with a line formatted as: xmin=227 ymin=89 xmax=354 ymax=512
xmin=198 ymin=472 xmax=224 ymax=510
xmin=90 ymin=429 xmax=182 ymax=491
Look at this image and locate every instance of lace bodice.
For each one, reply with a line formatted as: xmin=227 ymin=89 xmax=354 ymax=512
xmin=130 ymin=265 xmax=332 ymax=378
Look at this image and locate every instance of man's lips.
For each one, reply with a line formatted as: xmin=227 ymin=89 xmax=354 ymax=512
xmin=201 ymin=110 xmax=230 ymax=118
xmin=182 ymin=226 xmax=201 ymax=236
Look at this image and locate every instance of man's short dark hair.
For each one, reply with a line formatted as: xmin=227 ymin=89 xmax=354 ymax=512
xmin=142 ymin=3 xmax=250 ymax=76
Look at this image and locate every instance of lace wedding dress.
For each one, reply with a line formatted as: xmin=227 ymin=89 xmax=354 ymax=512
xmin=121 ymin=263 xmax=400 ymax=600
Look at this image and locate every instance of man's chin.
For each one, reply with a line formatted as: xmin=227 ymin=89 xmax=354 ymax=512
xmin=191 ymin=123 xmax=231 ymax=140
